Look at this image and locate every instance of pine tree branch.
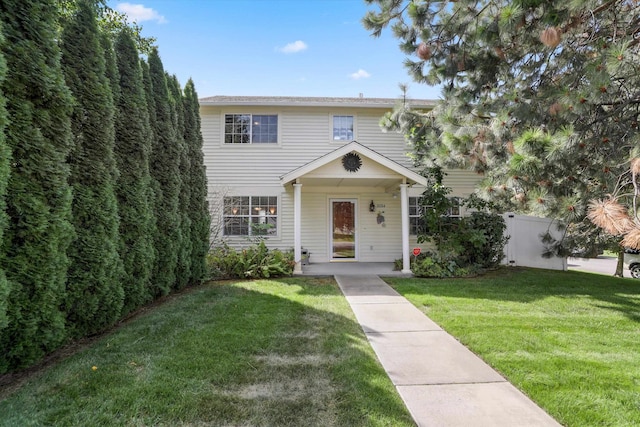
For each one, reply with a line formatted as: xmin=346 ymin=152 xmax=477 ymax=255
xmin=561 ymin=0 xmax=626 ymax=34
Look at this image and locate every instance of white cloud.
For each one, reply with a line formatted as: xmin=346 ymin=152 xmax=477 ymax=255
xmin=278 ymin=40 xmax=308 ymax=54
xmin=116 ymin=3 xmax=167 ymax=24
xmin=349 ymin=69 xmax=371 ymax=80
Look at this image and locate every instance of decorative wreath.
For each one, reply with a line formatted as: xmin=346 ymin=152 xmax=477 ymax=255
xmin=342 ymin=152 xmax=362 ymax=173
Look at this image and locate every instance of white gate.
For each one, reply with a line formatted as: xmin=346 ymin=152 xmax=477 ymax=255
xmin=502 ymin=213 xmax=567 ymax=271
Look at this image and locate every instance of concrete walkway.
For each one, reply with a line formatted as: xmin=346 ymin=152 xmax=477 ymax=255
xmin=335 ymin=274 xmax=561 ymax=427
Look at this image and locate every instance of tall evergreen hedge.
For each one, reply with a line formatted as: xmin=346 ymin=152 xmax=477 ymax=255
xmin=167 ymin=75 xmax=192 ymax=290
xmin=114 ymin=30 xmax=156 ymax=314
xmin=148 ymin=49 xmax=182 ymax=295
xmin=0 ymin=25 xmax=10 ymax=336
xmin=183 ymin=79 xmax=210 ymax=284
xmin=101 ymin=31 xmax=120 ymax=107
xmin=0 ymin=0 xmax=211 ymax=374
xmin=0 ymin=0 xmax=74 ymax=372
xmin=60 ymin=0 xmax=124 ymax=337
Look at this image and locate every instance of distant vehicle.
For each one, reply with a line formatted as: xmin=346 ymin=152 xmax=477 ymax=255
xmin=624 ymin=249 xmax=640 ymax=279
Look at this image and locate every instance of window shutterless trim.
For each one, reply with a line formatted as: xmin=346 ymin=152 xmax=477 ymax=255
xmin=223 ymin=113 xmax=279 ymax=144
xmin=408 ymin=196 xmax=462 ymax=235
xmin=223 ymin=196 xmax=279 ymax=236
xmin=330 ymin=113 xmax=356 ymax=142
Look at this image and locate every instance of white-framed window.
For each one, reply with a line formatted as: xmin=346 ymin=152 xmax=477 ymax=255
xmin=409 ymin=196 xmax=462 ymax=235
xmin=223 ymin=196 xmax=278 ymax=236
xmin=332 ymin=115 xmax=354 ymax=141
xmin=224 ymin=114 xmax=278 ymax=144
xmin=409 ymin=197 xmax=424 ymax=236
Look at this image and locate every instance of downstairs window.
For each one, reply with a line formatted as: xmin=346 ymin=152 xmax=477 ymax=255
xmin=223 ymin=196 xmax=278 ymax=236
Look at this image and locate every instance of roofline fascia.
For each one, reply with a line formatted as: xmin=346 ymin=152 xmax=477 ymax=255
xmin=280 ymin=141 xmax=429 ymax=187
xmin=198 ymin=98 xmax=436 ymax=109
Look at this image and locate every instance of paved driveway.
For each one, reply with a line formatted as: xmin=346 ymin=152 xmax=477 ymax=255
xmin=568 ymin=255 xmax=630 ymax=278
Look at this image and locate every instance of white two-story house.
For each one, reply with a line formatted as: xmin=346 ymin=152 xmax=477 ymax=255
xmin=199 ymin=96 xmax=481 ymax=273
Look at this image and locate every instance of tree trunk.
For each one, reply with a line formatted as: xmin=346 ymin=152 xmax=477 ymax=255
xmin=615 ymin=251 xmax=624 ymax=277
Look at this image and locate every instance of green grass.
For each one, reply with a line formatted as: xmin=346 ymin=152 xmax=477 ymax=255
xmin=385 ymin=268 xmax=640 ymax=427
xmin=0 ymin=278 xmax=414 ymax=427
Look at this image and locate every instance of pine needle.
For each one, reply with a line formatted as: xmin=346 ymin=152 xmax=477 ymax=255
xmin=586 ymin=198 xmax=634 ymax=235
xmin=621 ymin=226 xmax=640 ymax=250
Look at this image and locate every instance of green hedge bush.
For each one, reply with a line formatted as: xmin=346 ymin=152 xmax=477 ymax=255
xmin=207 ymin=241 xmax=295 ymax=280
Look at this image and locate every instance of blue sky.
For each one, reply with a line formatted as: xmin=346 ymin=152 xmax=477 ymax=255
xmin=108 ymin=0 xmax=442 ymax=100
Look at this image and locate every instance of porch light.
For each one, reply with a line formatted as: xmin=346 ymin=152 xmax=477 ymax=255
xmin=369 ymin=200 xmax=375 ymax=212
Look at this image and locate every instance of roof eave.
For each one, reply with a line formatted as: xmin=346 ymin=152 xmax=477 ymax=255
xmin=198 ymin=96 xmax=436 ymax=109
xmin=280 ymin=141 xmax=428 ymax=187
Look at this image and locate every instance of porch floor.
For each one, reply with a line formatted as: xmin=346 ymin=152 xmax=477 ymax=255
xmin=300 ymin=262 xmax=412 ymax=276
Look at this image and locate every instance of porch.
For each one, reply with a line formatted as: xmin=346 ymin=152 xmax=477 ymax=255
xmin=280 ymin=141 xmax=429 ymax=275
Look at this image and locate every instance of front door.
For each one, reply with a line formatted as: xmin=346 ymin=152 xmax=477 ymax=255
xmin=331 ymin=199 xmax=356 ymax=260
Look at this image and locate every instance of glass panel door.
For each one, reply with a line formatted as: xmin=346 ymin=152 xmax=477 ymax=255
xmin=331 ymin=200 xmax=356 ymax=259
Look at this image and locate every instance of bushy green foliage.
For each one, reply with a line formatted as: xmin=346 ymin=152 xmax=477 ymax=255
xmin=183 ymin=79 xmax=210 ymax=285
xmin=0 ymin=0 xmax=208 ymax=375
xmin=167 ymin=74 xmax=192 ymax=290
xmin=61 ymin=0 xmax=124 ymax=338
xmin=0 ymin=24 xmax=9 ymax=336
xmin=0 ymin=0 xmax=75 ymax=372
xmin=463 ymin=210 xmax=509 ymax=268
xmin=113 ymin=30 xmax=157 ymax=315
xmin=207 ymin=242 xmax=295 ymax=280
xmin=410 ymin=253 xmax=471 ymax=278
xmin=411 ymin=168 xmax=508 ymax=278
xmin=148 ymin=49 xmax=182 ymax=296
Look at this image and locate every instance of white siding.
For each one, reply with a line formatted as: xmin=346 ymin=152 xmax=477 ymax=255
xmin=202 ymin=105 xmax=417 ymax=190
xmin=300 ymin=192 xmax=328 ymax=262
xmin=202 ymin=101 xmax=484 ymax=262
xmin=298 ymin=190 xmax=403 ymax=263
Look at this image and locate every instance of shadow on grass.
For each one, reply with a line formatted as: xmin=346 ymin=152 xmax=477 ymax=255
xmin=386 ymin=267 xmax=640 ymax=322
xmin=0 ymin=277 xmax=414 ymax=427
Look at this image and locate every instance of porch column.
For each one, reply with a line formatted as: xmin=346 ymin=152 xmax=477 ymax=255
xmin=400 ymin=183 xmax=411 ymax=274
xmin=293 ymin=182 xmax=302 ymax=274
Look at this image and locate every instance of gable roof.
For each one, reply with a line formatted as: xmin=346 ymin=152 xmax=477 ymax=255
xmin=198 ymin=95 xmax=436 ymax=109
xmin=280 ymin=141 xmax=428 ymax=187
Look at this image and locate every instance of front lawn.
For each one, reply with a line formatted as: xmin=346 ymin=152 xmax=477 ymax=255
xmin=0 ymin=278 xmax=414 ymax=427
xmin=385 ymin=268 xmax=640 ymax=427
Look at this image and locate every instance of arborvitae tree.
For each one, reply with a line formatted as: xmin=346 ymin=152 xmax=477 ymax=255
xmin=0 ymin=25 xmax=10 ymax=336
xmin=183 ymin=79 xmax=210 ymax=284
xmin=148 ymin=49 xmax=182 ymax=295
xmin=141 ymin=60 xmax=157 ymax=141
xmin=167 ymin=74 xmax=191 ymax=289
xmin=364 ymin=1 xmax=640 ymax=271
xmin=140 ymin=57 xmax=160 ymax=289
xmin=60 ymin=0 xmax=123 ymax=337
xmin=101 ymin=31 xmax=120 ymax=105
xmin=114 ymin=30 xmax=157 ymax=313
xmin=0 ymin=0 xmax=74 ymax=371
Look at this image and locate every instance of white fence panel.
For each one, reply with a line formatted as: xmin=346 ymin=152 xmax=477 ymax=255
xmin=502 ymin=213 xmax=567 ymax=271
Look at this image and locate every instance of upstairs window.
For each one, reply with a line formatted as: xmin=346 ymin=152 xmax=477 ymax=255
xmin=333 ymin=115 xmax=354 ymax=141
xmin=225 ymin=114 xmax=278 ymax=144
